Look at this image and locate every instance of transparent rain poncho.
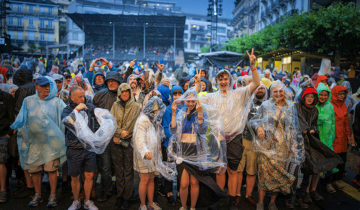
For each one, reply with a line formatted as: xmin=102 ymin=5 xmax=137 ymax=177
xmin=10 ymin=76 xmax=67 ymax=170
xmin=249 ymin=81 xmax=305 ymax=166
xmin=62 ymin=108 xmax=117 ymax=154
xmin=168 ymin=88 xmax=227 ymax=173
xmin=68 ymin=72 xmax=94 ymax=101
xmin=199 ymin=69 xmax=252 ymax=142
xmin=133 ymin=96 xmax=177 ymax=181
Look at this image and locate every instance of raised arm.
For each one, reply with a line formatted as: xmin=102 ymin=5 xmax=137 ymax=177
xmin=247 ymin=48 xmax=260 ymax=94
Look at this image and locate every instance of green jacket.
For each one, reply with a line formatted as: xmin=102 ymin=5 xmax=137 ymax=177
xmin=316 ymin=83 xmax=335 ymax=150
xmin=110 ymin=83 xmax=141 ymax=139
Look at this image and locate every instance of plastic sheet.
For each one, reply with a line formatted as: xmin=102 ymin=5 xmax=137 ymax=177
xmin=199 ymin=69 xmax=252 ymax=142
xmin=62 ymin=108 xmax=116 ymax=154
xmin=68 ymin=72 xmax=94 ymax=100
xmin=10 ymin=76 xmax=67 ymax=170
xmin=249 ymin=81 xmax=305 ymax=166
xmin=168 ymin=88 xmax=227 ymax=173
xmin=133 ymin=96 xmax=177 ymax=181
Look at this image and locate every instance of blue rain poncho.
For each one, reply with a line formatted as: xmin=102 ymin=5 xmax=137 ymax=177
xmin=11 ymin=76 xmax=67 ymax=170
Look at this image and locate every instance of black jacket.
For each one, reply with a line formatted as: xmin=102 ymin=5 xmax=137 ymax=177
xmin=353 ymin=102 xmax=360 ymax=145
xmin=61 ymin=100 xmax=99 ymax=149
xmin=93 ymin=71 xmax=132 ymax=110
xmin=0 ymin=90 xmax=15 ymax=136
xmin=13 ymin=69 xmax=35 ymax=114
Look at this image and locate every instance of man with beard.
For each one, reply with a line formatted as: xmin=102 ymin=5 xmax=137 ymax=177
xmin=92 ymin=60 xmax=135 ymax=202
xmin=195 ymin=49 xmax=260 ymax=210
xmin=127 ymin=74 xmax=143 ymax=103
xmin=235 ymin=83 xmax=267 ymax=207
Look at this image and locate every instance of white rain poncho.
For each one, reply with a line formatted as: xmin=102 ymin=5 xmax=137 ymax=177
xmin=10 ymin=76 xmax=67 ymax=170
xmin=133 ymin=96 xmax=177 ymax=181
xmin=68 ymin=72 xmax=94 ymax=101
xmin=62 ymin=108 xmax=116 ymax=154
xmin=249 ymin=81 xmax=305 ymax=166
xmin=168 ymin=88 xmax=227 ymax=173
xmin=199 ymin=69 xmax=252 ymax=142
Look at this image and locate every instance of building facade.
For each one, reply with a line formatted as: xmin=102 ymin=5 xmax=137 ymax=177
xmin=232 ymin=0 xmax=310 ymax=37
xmin=183 ymin=13 xmax=233 ymax=61
xmin=6 ymin=0 xmax=59 ymax=53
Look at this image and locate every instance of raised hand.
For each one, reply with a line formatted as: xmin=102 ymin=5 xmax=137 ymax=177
xmin=246 ymin=48 xmax=256 ymax=67
xmin=157 ymin=61 xmax=165 ymax=72
xmin=129 ymin=59 xmax=136 ymax=68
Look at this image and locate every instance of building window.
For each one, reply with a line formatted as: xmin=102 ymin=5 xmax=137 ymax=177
xmin=72 ymin=32 xmax=78 ymax=40
xmin=17 ymin=18 xmax=22 ymax=26
xmin=8 ymin=17 xmax=13 ymax=25
xmin=40 ymin=33 xmax=44 ymax=41
xmin=48 ymin=34 xmax=53 ymax=41
xmin=29 ymin=18 xmax=33 ymax=25
xmin=29 ymin=6 xmax=33 ymax=13
xmin=28 ymin=32 xmax=35 ymax=40
xmin=184 ymin=34 xmax=188 ymax=39
xmin=17 ymin=5 xmax=22 ymax=12
xmin=17 ymin=32 xmax=22 ymax=39
xmin=40 ymin=7 xmax=45 ymax=14
xmin=9 ymin=31 xmax=14 ymax=39
xmin=49 ymin=8 xmax=52 ymax=15
xmin=40 ymin=19 xmax=44 ymax=28
xmin=48 ymin=20 xmax=52 ymax=28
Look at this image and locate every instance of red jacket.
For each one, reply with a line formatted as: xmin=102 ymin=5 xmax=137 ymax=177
xmin=330 ymin=86 xmax=350 ymax=153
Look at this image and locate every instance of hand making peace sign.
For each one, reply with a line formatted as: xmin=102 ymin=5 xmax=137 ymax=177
xmin=246 ymin=48 xmax=257 ymax=67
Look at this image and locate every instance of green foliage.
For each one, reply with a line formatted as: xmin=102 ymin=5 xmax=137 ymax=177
xmin=201 ymin=45 xmax=211 ymax=53
xmin=226 ymin=3 xmax=360 ymax=60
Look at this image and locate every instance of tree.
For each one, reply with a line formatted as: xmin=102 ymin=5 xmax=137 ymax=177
xmin=226 ymin=3 xmax=360 ymax=65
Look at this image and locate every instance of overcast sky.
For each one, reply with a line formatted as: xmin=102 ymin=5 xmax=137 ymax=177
xmin=174 ymin=0 xmax=234 ymax=19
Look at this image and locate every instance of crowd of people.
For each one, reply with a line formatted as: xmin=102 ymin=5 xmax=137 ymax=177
xmin=0 ymin=49 xmax=359 ymax=210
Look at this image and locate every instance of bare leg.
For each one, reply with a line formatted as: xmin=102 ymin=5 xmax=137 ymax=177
xmin=227 ymin=168 xmax=239 ymax=196
xmin=236 ymin=172 xmax=243 ymax=196
xmin=179 ymin=169 xmax=190 ymax=208
xmin=0 ymin=164 xmax=6 ymax=191
xmin=216 ymin=173 xmax=226 ymax=190
xmin=190 ymin=175 xmax=199 ymax=209
xmin=147 ymin=173 xmax=155 ymax=204
xmin=31 ymin=173 xmax=42 ymax=194
xmin=139 ymin=173 xmax=149 ymax=206
xmin=48 ymin=171 xmax=58 ymax=195
xmin=24 ymin=170 xmax=34 ymax=188
xmin=306 ymin=175 xmax=312 ymax=193
xmin=258 ymin=189 xmax=265 ymax=204
xmin=269 ymin=192 xmax=278 ymax=204
xmin=246 ymin=175 xmax=256 ymax=197
xmin=71 ymin=176 xmax=81 ymax=200
xmin=311 ymin=175 xmax=320 ymax=192
xmin=84 ymin=172 xmax=94 ymax=202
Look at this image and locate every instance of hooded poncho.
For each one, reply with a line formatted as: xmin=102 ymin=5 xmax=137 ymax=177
xmin=11 ymin=76 xmax=67 ymax=170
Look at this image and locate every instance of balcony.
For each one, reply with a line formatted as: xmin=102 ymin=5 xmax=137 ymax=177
xmin=39 ymin=27 xmax=54 ymax=33
xmin=7 ymin=25 xmax=24 ymax=31
xmin=190 ymin=29 xmax=206 ymax=35
xmin=190 ymin=38 xmax=208 ymax=44
xmin=26 ymin=25 xmax=37 ymax=32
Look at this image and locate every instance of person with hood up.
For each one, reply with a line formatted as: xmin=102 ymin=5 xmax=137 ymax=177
xmin=157 ymin=85 xmax=171 ymax=106
xmin=314 ymin=75 xmax=328 ymax=89
xmin=10 ymin=76 xmax=67 ymax=207
xmin=92 ymin=71 xmax=123 ymax=202
xmin=316 ymin=83 xmax=340 ymax=193
xmin=161 ymin=85 xmax=184 ymax=204
xmin=352 ymin=87 xmax=360 ymax=101
xmin=341 ymin=81 xmax=357 ymax=122
xmin=133 ymin=96 xmax=171 ymax=210
xmin=110 ymin=83 xmax=141 ymax=210
xmin=137 ymin=69 xmax=160 ymax=107
xmin=236 ymin=83 xmax=267 ymax=207
xmin=62 ymin=86 xmax=100 ymax=210
xmin=168 ymin=89 xmax=227 ymax=210
xmin=92 ymin=72 xmax=106 ymax=93
xmin=250 ymin=81 xmax=305 ymax=210
xmin=195 ymin=49 xmax=260 ymax=209
xmin=51 ymin=73 xmax=69 ymax=103
xmin=292 ymin=87 xmax=342 ymax=208
xmin=330 ymin=85 xmax=355 ymax=189
xmin=264 ymin=69 xmax=274 ymax=81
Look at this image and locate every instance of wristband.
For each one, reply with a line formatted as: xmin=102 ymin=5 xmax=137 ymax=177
xmin=198 ymin=117 xmax=204 ymax=121
xmin=251 ymin=68 xmax=257 ymax=72
xmin=75 ymin=108 xmax=80 ymax=112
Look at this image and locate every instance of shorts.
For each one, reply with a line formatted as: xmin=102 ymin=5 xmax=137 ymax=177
xmin=67 ymin=148 xmax=96 ymax=177
xmin=28 ymin=158 xmax=60 ymax=174
xmin=0 ymin=136 xmax=9 ymax=164
xmin=226 ymin=134 xmax=243 ymax=171
xmin=237 ymin=138 xmax=257 ymax=175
